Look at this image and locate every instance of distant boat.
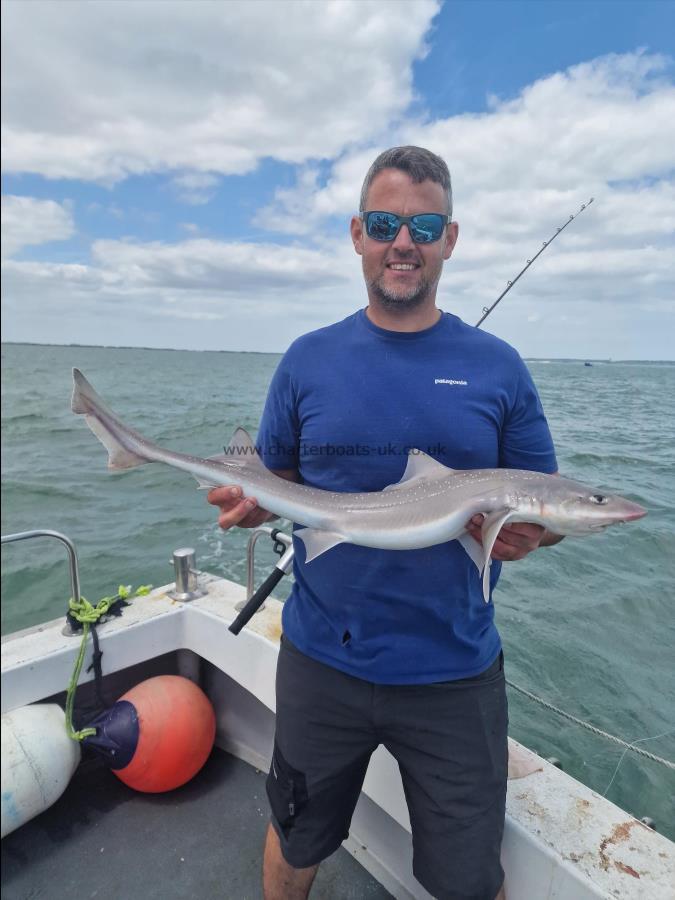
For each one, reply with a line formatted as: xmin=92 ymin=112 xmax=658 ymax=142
xmin=584 ymin=362 xmax=593 ymax=367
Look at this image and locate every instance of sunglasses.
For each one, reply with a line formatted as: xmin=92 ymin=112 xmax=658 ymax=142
xmin=361 ymin=210 xmax=451 ymax=244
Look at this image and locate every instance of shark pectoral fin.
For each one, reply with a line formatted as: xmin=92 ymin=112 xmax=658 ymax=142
xmin=383 ymin=450 xmax=454 ymax=491
xmin=296 ymin=528 xmax=345 ymax=563
xmin=456 ymin=532 xmax=484 ymax=572
xmin=480 ymin=509 xmax=514 ymax=603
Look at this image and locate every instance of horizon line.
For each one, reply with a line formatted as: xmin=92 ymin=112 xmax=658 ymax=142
xmin=1 ymin=341 xmax=673 ymax=364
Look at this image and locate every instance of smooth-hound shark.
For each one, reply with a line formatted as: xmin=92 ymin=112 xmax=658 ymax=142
xmin=72 ymin=368 xmax=646 ymax=601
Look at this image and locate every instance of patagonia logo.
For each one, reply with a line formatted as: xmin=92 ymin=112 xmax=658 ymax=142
xmin=434 ymin=378 xmax=468 ymax=386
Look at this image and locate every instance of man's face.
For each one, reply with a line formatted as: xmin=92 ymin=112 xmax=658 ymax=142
xmin=350 ymin=168 xmax=459 ymax=311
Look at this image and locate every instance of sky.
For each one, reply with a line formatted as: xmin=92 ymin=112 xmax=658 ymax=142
xmin=1 ymin=0 xmax=674 ymax=360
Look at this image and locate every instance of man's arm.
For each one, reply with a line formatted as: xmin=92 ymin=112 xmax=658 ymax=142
xmin=207 ymin=469 xmax=299 ymax=531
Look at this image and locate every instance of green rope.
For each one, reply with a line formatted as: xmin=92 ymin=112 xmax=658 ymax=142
xmin=65 ymin=584 xmax=152 ymax=741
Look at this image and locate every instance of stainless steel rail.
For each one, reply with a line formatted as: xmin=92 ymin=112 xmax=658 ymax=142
xmin=1 ymin=529 xmax=81 ymax=608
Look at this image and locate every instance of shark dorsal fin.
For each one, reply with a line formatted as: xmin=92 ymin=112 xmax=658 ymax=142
xmin=193 ymin=427 xmax=263 ymax=489
xmin=208 ymin=427 xmax=265 ymax=469
xmin=383 ymin=449 xmax=454 ymax=491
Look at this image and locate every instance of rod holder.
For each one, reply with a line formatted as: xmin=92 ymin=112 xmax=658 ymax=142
xmin=236 ymin=527 xmax=293 ymax=613
xmin=168 ymin=547 xmax=206 ymax=601
xmin=230 ymin=530 xmax=294 ymax=635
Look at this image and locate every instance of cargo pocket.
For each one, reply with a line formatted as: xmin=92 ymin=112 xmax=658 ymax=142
xmin=266 ymin=742 xmax=309 ymax=836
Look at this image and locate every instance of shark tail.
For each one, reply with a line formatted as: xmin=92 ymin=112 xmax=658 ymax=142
xmin=72 ymin=368 xmax=150 ymax=470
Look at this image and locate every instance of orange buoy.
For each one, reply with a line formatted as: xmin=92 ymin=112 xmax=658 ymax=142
xmin=85 ymin=675 xmax=216 ymax=793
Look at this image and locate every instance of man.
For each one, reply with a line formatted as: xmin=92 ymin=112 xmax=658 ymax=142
xmin=209 ymin=146 xmax=561 ymax=900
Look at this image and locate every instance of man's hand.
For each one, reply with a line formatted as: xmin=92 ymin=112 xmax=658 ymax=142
xmin=207 ymin=469 xmax=298 ymax=531
xmin=207 ymin=486 xmax=273 ymax=530
xmin=466 ymin=516 xmax=554 ymax=561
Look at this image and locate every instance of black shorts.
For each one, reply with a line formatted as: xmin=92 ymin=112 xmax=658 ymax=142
xmin=267 ymin=637 xmax=508 ymax=900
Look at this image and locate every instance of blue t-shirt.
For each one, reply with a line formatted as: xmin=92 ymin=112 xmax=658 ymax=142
xmin=257 ymin=309 xmax=557 ymax=684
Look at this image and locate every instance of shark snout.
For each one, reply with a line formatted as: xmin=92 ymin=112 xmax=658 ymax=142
xmin=581 ymin=497 xmax=647 ymax=531
xmin=621 ymin=502 xmax=647 ymax=522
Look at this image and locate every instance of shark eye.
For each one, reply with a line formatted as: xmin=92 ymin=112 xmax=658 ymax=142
xmin=590 ymin=494 xmax=608 ymax=505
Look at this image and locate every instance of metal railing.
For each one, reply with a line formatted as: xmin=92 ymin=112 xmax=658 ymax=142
xmin=1 ymin=529 xmax=81 ymax=609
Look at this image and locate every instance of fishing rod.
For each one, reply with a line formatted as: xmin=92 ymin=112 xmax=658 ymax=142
xmin=475 ymin=197 xmax=594 ymax=328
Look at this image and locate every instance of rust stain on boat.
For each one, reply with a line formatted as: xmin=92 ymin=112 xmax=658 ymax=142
xmin=574 ymin=798 xmax=591 ymax=820
xmin=263 ymin=619 xmax=282 ymax=643
xmin=614 ymin=861 xmax=640 ymax=878
xmin=599 ymin=820 xmax=644 ymax=875
xmin=522 ymin=798 xmax=548 ymax=821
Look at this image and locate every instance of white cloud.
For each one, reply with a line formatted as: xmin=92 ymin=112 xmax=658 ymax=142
xmin=171 ymin=172 xmax=221 ymax=206
xmin=1 ymin=237 xmax=358 ymax=350
xmin=1 ymin=195 xmax=75 ymax=258
xmin=89 ymin=238 xmax=348 ymax=293
xmin=262 ymin=51 xmax=675 ymax=230
xmin=2 ymin=236 xmax=353 ymax=314
xmin=1 ymin=0 xmax=439 ymax=182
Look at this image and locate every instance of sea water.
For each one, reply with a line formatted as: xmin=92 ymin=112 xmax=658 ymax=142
xmin=2 ymin=342 xmax=674 ymax=838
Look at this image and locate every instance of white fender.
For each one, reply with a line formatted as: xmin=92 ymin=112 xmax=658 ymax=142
xmin=1 ymin=704 xmax=81 ymax=838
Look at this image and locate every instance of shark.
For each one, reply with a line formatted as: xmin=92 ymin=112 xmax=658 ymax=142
xmin=71 ymin=368 xmax=646 ymax=601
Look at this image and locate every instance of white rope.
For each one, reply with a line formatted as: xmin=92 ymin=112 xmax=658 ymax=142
xmin=506 ymin=679 xmax=675 ymax=771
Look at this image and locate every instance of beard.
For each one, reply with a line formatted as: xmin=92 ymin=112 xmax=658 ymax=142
xmin=366 ymin=272 xmax=432 ymax=311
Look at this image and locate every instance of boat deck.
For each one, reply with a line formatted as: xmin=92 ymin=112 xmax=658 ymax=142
xmin=1 ymin=747 xmax=392 ymax=900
